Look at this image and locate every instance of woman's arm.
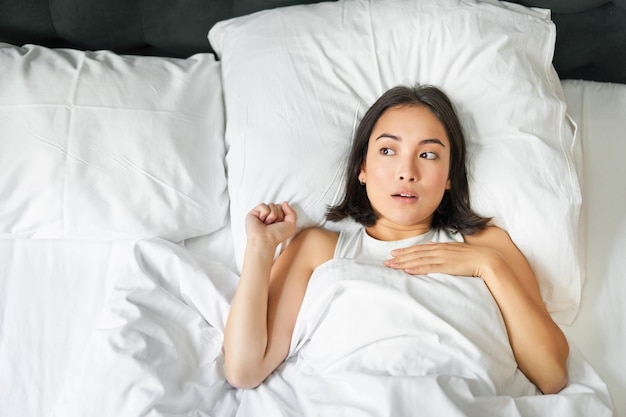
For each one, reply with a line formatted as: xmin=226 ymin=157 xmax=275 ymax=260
xmin=223 ymin=202 xmax=337 ymax=389
xmin=385 ymin=226 xmax=569 ymax=394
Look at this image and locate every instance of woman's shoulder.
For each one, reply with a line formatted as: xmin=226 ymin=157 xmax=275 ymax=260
xmin=463 ymin=225 xmax=534 ymax=279
xmin=463 ymin=225 xmax=513 ymax=247
xmin=297 ymin=226 xmax=340 ymax=243
xmin=291 ymin=227 xmax=339 ymax=266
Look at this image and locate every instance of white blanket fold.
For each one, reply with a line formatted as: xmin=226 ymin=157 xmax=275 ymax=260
xmin=52 ymin=238 xmax=240 ymax=417
xmin=51 ymin=241 xmax=612 ymax=417
xmin=289 ymin=259 xmax=526 ymax=396
xmin=245 ymin=259 xmax=613 ymax=417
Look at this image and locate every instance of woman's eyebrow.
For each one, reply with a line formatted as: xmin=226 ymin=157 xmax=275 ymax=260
xmin=420 ymin=138 xmax=446 ymax=147
xmin=375 ymin=134 xmax=445 ymax=147
xmin=375 ymin=133 xmax=401 ymax=141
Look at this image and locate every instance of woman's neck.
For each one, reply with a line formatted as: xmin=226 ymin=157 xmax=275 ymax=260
xmin=365 ymin=221 xmax=432 ymax=242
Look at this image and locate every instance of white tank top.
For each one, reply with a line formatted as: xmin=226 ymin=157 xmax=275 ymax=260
xmin=334 ymin=227 xmax=463 ymax=261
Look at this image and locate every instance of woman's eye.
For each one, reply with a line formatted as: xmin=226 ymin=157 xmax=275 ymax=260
xmin=420 ymin=151 xmax=438 ymax=160
xmin=380 ymin=147 xmax=396 ymax=156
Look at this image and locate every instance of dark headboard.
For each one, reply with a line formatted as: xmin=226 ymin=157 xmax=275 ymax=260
xmin=1 ymin=0 xmax=624 ymax=84
xmin=519 ymin=0 xmax=626 ymax=84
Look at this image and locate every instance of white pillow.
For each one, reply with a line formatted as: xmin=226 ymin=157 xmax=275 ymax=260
xmin=0 ymin=43 xmax=228 ymax=242
xmin=209 ymin=0 xmax=581 ymax=324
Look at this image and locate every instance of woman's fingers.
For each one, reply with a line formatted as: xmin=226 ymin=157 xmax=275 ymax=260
xmin=385 ymin=244 xmax=434 ymax=270
xmin=385 ymin=242 xmax=481 ymax=277
xmin=264 ymin=203 xmax=283 ymax=224
xmin=247 ymin=202 xmax=298 ymax=244
xmin=387 ymin=242 xmax=445 ymax=265
xmin=253 ymin=204 xmax=269 ymax=223
xmin=280 ymin=201 xmax=297 ymax=226
xmin=254 ymin=203 xmax=286 ymax=224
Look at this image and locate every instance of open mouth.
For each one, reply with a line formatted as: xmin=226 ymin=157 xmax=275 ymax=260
xmin=392 ymin=193 xmax=417 ymax=199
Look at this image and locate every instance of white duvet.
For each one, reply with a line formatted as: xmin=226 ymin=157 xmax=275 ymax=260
xmin=241 ymin=259 xmax=613 ymax=417
xmin=3 ymin=238 xmax=609 ymax=417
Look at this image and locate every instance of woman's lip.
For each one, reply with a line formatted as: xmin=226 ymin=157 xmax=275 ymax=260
xmin=391 ymin=194 xmax=419 ymax=203
xmin=391 ymin=191 xmax=418 ymax=198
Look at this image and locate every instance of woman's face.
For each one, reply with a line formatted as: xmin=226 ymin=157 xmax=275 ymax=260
xmin=359 ymin=105 xmax=451 ymax=240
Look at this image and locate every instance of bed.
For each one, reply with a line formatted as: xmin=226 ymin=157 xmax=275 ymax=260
xmin=1 ymin=0 xmax=624 ymax=416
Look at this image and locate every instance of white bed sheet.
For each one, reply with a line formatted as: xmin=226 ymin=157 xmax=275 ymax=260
xmin=0 ymin=80 xmax=624 ymax=417
xmin=0 ymin=237 xmax=241 ymax=417
xmin=561 ymin=80 xmax=626 ymax=417
xmin=0 ymin=238 xmax=137 ymax=417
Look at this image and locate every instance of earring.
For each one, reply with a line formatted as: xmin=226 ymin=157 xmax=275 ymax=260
xmin=359 ymin=178 xmax=365 ymax=186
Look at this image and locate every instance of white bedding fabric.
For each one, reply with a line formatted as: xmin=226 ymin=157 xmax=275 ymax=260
xmin=561 ymin=80 xmax=626 ymax=417
xmin=0 ymin=235 xmax=615 ymax=416
xmin=1 ymin=79 xmax=624 ymax=417
xmin=0 ymin=238 xmax=113 ymax=416
xmin=44 ymin=241 xmax=611 ymax=416
xmin=277 ymin=260 xmax=610 ymax=417
xmin=0 ymin=44 xmax=228 ymax=242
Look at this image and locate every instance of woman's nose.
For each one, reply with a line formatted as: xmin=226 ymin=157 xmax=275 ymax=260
xmin=399 ymin=160 xmax=419 ymax=182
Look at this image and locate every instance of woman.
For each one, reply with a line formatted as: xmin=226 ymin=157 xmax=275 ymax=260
xmin=223 ymin=85 xmax=569 ymax=394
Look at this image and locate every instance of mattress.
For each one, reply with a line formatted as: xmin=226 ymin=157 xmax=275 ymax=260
xmin=561 ymin=79 xmax=626 ymax=416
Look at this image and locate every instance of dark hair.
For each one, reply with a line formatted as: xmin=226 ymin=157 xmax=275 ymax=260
xmin=326 ymin=85 xmax=490 ymax=235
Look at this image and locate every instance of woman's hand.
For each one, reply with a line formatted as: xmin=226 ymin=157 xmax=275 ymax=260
xmin=384 ymin=241 xmax=503 ymax=278
xmin=246 ymin=202 xmax=297 ymax=248
xmin=386 ymin=227 xmax=569 ymax=394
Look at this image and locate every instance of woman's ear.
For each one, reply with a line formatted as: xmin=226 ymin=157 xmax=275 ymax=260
xmin=446 ymin=178 xmax=451 ymax=190
xmin=359 ymin=164 xmax=366 ymax=185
